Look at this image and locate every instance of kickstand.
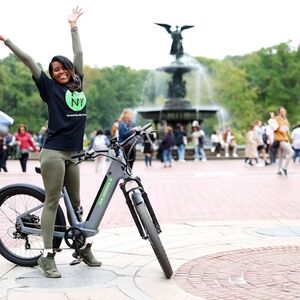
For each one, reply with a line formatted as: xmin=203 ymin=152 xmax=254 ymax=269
xmin=70 ymin=240 xmax=83 ymax=266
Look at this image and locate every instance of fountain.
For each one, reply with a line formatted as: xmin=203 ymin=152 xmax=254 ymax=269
xmin=137 ymin=23 xmax=220 ymax=129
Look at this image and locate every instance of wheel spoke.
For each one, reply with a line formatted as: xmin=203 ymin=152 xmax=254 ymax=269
xmin=0 ymin=187 xmax=65 ymax=266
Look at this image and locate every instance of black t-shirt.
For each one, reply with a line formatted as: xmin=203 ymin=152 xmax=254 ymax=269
xmin=33 ymin=72 xmax=87 ymax=151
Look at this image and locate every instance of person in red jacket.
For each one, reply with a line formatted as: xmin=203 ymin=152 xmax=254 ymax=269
xmin=14 ymin=124 xmax=38 ymax=172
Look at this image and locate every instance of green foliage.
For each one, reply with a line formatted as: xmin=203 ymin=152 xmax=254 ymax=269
xmin=195 ymin=56 xmax=258 ymax=139
xmin=84 ymin=65 xmax=148 ymax=133
xmin=239 ymin=42 xmax=300 ymax=125
xmin=196 ymin=42 xmax=300 ymax=138
xmin=1 ymin=42 xmax=300 ymax=140
xmin=0 ymin=54 xmax=47 ymax=133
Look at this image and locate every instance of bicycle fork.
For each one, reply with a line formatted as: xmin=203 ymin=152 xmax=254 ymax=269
xmin=119 ymin=178 xmax=162 ymax=239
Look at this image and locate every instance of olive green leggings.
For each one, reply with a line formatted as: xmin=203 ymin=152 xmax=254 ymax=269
xmin=40 ymin=149 xmax=81 ymax=249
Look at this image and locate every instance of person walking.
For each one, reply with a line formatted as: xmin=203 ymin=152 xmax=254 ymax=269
xmin=174 ymin=123 xmax=187 ymax=162
xmin=268 ymin=107 xmax=294 ymax=175
xmin=191 ymin=120 xmax=207 ymax=161
xmin=157 ymin=120 xmax=167 ymax=163
xmin=92 ymin=129 xmax=109 ymax=174
xmin=0 ymin=137 xmax=8 ymax=172
xmin=244 ymin=123 xmax=259 ymax=166
xmin=14 ymin=124 xmax=39 ymax=172
xmin=37 ymin=125 xmax=47 ymax=151
xmin=143 ymin=132 xmax=156 ymax=166
xmin=254 ymin=120 xmax=270 ymax=166
xmin=0 ymin=6 xmax=101 ymax=278
xmin=291 ymin=123 xmax=300 ymax=163
xmin=198 ymin=126 xmax=207 ymax=161
xmin=191 ymin=121 xmax=201 ymax=161
xmin=160 ymin=126 xmax=175 ymax=167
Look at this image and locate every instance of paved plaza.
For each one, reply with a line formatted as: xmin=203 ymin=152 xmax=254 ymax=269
xmin=1 ymin=158 xmax=300 ymax=299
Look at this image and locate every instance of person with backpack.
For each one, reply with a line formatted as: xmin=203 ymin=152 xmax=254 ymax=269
xmin=92 ymin=128 xmax=109 ymax=174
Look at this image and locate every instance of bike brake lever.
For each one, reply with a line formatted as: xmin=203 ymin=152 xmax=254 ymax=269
xmin=135 ymin=126 xmax=142 ymax=135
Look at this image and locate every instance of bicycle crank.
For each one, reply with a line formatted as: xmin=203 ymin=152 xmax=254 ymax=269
xmin=64 ymin=227 xmax=86 ymax=250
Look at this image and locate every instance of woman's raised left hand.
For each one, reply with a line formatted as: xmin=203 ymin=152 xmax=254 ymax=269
xmin=68 ymin=6 xmax=84 ymax=27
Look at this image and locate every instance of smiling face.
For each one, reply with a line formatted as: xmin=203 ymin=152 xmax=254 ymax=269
xmin=50 ymin=61 xmax=71 ymax=85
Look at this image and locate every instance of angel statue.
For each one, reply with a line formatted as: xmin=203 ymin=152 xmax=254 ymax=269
xmin=155 ymin=23 xmax=194 ymax=59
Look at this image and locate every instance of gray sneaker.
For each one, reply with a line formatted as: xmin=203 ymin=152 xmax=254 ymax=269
xmin=38 ymin=252 xmax=61 ymax=278
xmin=72 ymin=243 xmax=102 ymax=267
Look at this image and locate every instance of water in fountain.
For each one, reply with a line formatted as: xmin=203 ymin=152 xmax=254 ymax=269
xmin=138 ymin=53 xmax=229 ymax=133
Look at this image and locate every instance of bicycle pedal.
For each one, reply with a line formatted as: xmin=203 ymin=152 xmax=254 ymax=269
xmin=70 ymin=258 xmax=82 ymax=266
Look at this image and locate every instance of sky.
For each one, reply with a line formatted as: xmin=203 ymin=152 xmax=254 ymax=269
xmin=1 ymin=0 xmax=300 ymax=70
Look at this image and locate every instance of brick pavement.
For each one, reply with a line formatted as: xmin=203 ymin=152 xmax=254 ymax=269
xmin=2 ymin=158 xmax=300 ymax=227
xmin=1 ymin=158 xmax=300 ymax=299
xmin=175 ymin=245 xmax=300 ymax=299
xmin=79 ymin=159 xmax=300 ymax=226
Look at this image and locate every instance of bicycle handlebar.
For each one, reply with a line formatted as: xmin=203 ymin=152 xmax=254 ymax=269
xmin=70 ymin=123 xmax=152 ymax=160
xmin=71 ymin=149 xmax=94 ymax=159
xmin=71 ymin=152 xmax=86 ymax=159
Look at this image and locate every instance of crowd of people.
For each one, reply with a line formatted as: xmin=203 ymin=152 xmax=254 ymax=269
xmin=87 ymin=118 xmax=240 ymax=168
xmin=97 ymin=105 xmax=296 ymax=177
xmin=244 ymin=106 xmax=295 ymax=175
xmin=2 ymin=105 xmax=298 ymax=178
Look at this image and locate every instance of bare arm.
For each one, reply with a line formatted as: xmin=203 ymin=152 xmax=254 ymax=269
xmin=0 ymin=35 xmax=41 ymax=79
xmin=68 ymin=6 xmax=84 ymax=75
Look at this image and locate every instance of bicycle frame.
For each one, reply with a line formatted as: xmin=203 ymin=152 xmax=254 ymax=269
xmin=62 ymin=152 xmax=143 ymax=238
xmin=18 ymin=125 xmax=161 ymax=241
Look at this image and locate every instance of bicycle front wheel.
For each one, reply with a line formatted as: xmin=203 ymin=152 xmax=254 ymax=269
xmin=135 ymin=200 xmax=173 ymax=278
xmin=0 ymin=184 xmax=66 ymax=267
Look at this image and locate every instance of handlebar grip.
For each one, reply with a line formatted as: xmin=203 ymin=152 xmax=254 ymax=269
xmin=70 ymin=152 xmax=86 ymax=159
xmin=142 ymin=123 xmax=152 ymax=131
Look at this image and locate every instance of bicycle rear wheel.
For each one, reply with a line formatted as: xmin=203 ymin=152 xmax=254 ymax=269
xmin=0 ymin=184 xmax=66 ymax=267
xmin=135 ymin=199 xmax=173 ymax=278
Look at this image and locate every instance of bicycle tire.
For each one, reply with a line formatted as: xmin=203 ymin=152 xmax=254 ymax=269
xmin=135 ymin=199 xmax=173 ymax=278
xmin=0 ymin=184 xmax=66 ymax=267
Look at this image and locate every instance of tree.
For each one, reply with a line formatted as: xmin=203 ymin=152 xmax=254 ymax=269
xmin=84 ymin=65 xmax=147 ymax=133
xmin=240 ymin=42 xmax=300 ymax=126
xmin=0 ymin=55 xmax=47 ymax=133
xmin=196 ymin=56 xmax=258 ymax=138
